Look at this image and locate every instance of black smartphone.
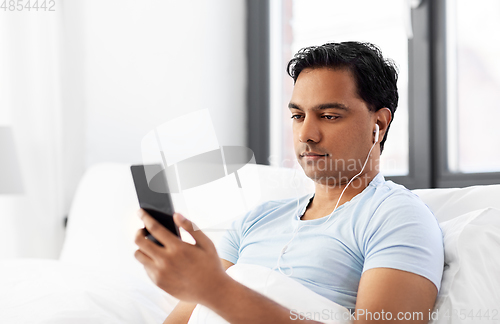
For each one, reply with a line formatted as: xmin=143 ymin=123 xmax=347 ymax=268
xmin=130 ymin=164 xmax=180 ymax=246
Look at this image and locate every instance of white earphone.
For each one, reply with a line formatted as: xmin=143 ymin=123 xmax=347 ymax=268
xmin=374 ymin=124 xmax=380 ymax=143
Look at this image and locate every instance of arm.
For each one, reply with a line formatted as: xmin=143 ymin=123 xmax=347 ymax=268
xmin=135 ymin=211 xmax=321 ymax=323
xmin=354 ymin=268 xmax=438 ymax=323
xmin=162 ymin=259 xmax=234 ymax=324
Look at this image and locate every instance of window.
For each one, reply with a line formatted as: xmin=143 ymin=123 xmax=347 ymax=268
xmin=247 ymin=0 xmax=500 ymax=189
xmin=433 ymin=0 xmax=500 ymax=187
xmin=269 ymin=0 xmax=410 ymax=176
xmin=446 ymin=0 xmax=500 ymax=173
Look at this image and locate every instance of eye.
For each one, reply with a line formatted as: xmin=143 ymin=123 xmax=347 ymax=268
xmin=290 ymin=114 xmax=303 ymax=120
xmin=322 ymin=115 xmax=339 ymax=120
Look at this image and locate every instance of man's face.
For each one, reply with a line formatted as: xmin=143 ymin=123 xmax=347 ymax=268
xmin=289 ymin=68 xmax=376 ymax=186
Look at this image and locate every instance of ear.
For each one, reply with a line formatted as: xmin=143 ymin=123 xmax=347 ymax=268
xmin=374 ymin=108 xmax=392 ymax=142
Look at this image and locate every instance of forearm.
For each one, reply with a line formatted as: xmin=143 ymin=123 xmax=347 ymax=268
xmin=163 ymin=301 xmax=196 ymax=324
xmin=200 ymin=275 xmax=321 ymax=324
xmin=136 ymin=213 xmax=313 ymax=323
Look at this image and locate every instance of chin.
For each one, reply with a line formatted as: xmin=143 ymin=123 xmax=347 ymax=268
xmin=300 ymin=163 xmax=351 ymax=187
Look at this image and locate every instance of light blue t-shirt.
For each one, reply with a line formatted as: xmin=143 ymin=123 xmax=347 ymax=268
xmin=217 ymin=173 xmax=444 ymax=311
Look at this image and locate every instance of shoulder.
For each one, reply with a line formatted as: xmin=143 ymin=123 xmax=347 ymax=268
xmin=354 ymin=176 xmax=442 ymax=253
xmin=369 ymin=179 xmax=437 ymax=225
xmin=359 ymin=179 xmax=444 ymax=291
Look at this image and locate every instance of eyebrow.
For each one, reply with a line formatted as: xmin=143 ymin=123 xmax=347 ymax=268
xmin=288 ymin=102 xmax=350 ymax=111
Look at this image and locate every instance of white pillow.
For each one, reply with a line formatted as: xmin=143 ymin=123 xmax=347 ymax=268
xmin=60 ymin=163 xmax=314 ymax=268
xmin=430 ymin=208 xmax=500 ymax=324
xmin=59 ymin=163 xmax=150 ymax=281
xmin=414 ymin=184 xmax=500 ymax=223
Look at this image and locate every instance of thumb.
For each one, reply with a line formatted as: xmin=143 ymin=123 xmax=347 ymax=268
xmin=173 ymin=213 xmax=212 ymax=248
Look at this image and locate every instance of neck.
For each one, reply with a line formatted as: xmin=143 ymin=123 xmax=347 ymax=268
xmin=306 ymin=168 xmax=379 ymax=219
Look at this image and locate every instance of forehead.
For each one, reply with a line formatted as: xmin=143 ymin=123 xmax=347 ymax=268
xmin=290 ymin=68 xmax=363 ymax=108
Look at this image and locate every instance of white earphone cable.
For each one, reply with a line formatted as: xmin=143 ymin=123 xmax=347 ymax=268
xmin=274 ymin=133 xmax=379 ymax=276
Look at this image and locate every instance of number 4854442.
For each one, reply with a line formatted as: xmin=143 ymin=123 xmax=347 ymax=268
xmin=1 ymin=0 xmax=56 ymax=11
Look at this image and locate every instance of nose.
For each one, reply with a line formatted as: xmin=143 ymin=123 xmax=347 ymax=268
xmin=298 ymin=115 xmax=321 ymax=143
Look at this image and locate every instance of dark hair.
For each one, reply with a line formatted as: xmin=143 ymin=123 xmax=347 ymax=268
xmin=287 ymin=41 xmax=398 ymax=153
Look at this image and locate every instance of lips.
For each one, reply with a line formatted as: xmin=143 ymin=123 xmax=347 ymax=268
xmin=300 ymin=152 xmax=328 ymax=157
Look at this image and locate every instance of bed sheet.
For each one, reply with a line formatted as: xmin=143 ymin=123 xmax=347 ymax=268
xmin=0 ymin=258 xmax=177 ymax=324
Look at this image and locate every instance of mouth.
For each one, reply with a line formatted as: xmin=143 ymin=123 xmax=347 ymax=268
xmin=300 ymin=152 xmax=329 ymax=159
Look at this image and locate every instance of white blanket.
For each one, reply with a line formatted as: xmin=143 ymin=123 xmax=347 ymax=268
xmin=188 ymin=264 xmax=353 ymax=324
xmin=0 ymin=259 xmax=177 ymax=324
xmin=0 ymin=259 xmax=350 ymax=324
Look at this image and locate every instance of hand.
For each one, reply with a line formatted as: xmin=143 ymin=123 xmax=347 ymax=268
xmin=134 ymin=210 xmax=229 ymax=304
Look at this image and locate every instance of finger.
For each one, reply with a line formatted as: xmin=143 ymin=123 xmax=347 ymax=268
xmin=173 ymin=213 xmax=213 ymax=249
xmin=134 ymin=227 xmax=164 ymax=259
xmin=139 ymin=209 xmax=179 ymax=249
xmin=134 ymin=249 xmax=155 ymax=267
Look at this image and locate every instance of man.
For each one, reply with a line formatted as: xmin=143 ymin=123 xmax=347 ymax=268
xmin=134 ymin=42 xmax=444 ymax=323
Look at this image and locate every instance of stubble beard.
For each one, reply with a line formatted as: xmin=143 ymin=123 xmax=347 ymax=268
xmin=300 ymin=156 xmax=378 ymax=189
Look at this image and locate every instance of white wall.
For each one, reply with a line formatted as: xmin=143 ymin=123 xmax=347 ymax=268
xmin=0 ymin=0 xmax=246 ymax=259
xmin=79 ymin=0 xmax=247 ymax=167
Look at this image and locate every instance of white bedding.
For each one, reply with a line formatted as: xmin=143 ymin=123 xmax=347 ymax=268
xmin=3 ymin=165 xmax=499 ymax=323
xmin=0 ymin=259 xmax=177 ymax=324
xmin=0 ymin=261 xmax=351 ymax=324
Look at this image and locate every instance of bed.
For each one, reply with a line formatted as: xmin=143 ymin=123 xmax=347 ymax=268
xmin=1 ymin=163 xmax=499 ymax=323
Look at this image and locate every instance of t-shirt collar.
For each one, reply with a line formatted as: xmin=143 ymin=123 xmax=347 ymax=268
xmin=296 ymin=172 xmax=384 ymax=220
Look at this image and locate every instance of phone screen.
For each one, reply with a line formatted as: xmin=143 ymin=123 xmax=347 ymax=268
xmin=131 ymin=164 xmax=180 ymax=245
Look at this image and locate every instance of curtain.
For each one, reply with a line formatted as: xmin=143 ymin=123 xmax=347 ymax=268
xmin=0 ymin=9 xmax=82 ymax=259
